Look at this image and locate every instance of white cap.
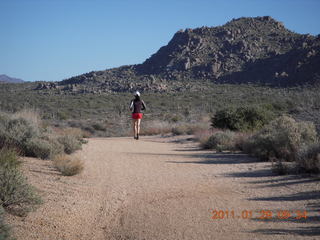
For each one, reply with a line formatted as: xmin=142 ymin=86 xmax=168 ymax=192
xmin=134 ymin=91 xmax=140 ymax=97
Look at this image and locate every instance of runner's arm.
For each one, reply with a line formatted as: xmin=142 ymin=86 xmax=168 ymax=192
xmin=141 ymin=100 xmax=146 ymax=111
xmin=129 ymin=100 xmax=134 ymax=111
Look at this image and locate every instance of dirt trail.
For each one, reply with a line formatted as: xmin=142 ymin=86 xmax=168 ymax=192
xmin=7 ymin=136 xmax=320 ymax=240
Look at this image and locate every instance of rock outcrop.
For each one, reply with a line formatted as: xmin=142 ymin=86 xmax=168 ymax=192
xmin=35 ymin=16 xmax=320 ymax=93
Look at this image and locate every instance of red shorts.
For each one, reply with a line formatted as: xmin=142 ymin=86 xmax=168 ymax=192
xmin=132 ymin=113 xmax=143 ymax=119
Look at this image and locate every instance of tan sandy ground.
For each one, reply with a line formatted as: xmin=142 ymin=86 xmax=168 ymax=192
xmin=6 ymin=135 xmax=320 ymax=240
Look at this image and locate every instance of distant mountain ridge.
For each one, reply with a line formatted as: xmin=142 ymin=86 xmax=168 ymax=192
xmin=0 ymin=74 xmax=24 ymax=83
xmin=36 ymin=16 xmax=320 ymax=93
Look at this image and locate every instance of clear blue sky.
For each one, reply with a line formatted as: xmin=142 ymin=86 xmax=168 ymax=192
xmin=1 ymin=0 xmax=320 ymax=82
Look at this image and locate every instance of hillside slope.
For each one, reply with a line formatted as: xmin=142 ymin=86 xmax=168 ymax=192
xmin=0 ymin=74 xmax=24 ymax=83
xmin=36 ymin=16 xmax=320 ymax=93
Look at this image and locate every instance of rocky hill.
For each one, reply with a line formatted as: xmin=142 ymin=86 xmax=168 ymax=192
xmin=0 ymin=74 xmax=24 ymax=83
xmin=36 ymin=16 xmax=320 ymax=93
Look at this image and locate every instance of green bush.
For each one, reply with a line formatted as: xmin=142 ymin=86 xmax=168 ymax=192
xmin=297 ymin=144 xmax=320 ymax=173
xmin=211 ymin=106 xmax=275 ymax=131
xmin=0 ymin=206 xmax=11 ymax=240
xmin=201 ymin=130 xmax=236 ymax=152
xmin=0 ymin=148 xmax=41 ymax=216
xmin=244 ymin=116 xmax=318 ymax=161
xmin=57 ymin=135 xmax=82 ymax=154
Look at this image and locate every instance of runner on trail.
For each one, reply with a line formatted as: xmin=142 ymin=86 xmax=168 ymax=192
xmin=129 ymin=91 xmax=146 ymax=140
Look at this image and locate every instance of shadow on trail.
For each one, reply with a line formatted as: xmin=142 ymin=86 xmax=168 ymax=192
xmin=225 ymin=167 xmax=277 ymax=178
xmin=130 ymin=151 xmax=260 ymax=165
xmin=249 ymin=190 xmax=320 ymax=202
xmin=168 ymin=142 xmax=320 ymax=237
xmin=251 ymin=227 xmax=320 ymax=237
xmin=247 ymin=175 xmax=320 ymax=186
xmin=132 ymin=139 xmax=320 ymax=236
xmin=167 ymin=152 xmax=259 ymax=165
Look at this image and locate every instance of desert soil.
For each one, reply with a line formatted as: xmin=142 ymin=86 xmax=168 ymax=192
xmin=7 ymin=135 xmax=320 ymax=240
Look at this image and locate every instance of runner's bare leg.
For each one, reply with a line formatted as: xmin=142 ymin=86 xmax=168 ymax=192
xmin=132 ymin=119 xmax=137 ymax=138
xmin=137 ymin=119 xmax=141 ymax=136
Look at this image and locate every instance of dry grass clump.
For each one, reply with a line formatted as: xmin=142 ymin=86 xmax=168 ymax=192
xmin=141 ymin=120 xmax=172 ymax=136
xmin=12 ymin=108 xmax=41 ymax=128
xmin=53 ymin=154 xmax=84 ymax=176
xmin=142 ymin=120 xmax=210 ymax=137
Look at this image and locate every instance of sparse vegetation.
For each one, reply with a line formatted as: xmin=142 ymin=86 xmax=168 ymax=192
xmin=1 ymin=83 xmax=319 ymax=137
xmin=0 ymin=110 xmax=84 ymax=159
xmin=0 ymin=82 xmax=319 ymax=179
xmin=53 ymin=154 xmax=84 ymax=176
xmin=141 ymin=120 xmax=172 ymax=136
xmin=197 ymin=113 xmax=319 ymax=176
xmin=0 ymin=148 xmax=41 ymax=216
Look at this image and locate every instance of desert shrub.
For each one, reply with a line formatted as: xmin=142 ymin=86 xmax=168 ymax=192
xmin=91 ymin=122 xmax=106 ymax=131
xmin=0 ymin=148 xmax=41 ymax=216
xmin=211 ymin=106 xmax=275 ymax=131
xmin=53 ymin=154 xmax=84 ymax=176
xmin=24 ymin=137 xmax=64 ymax=159
xmin=169 ymin=115 xmax=182 ymax=123
xmin=0 ymin=114 xmax=40 ymax=152
xmin=0 ymin=206 xmax=11 ymax=240
xmin=232 ymin=132 xmax=252 ymax=151
xmin=201 ymin=130 xmax=236 ymax=152
xmin=296 ymin=144 xmax=320 ymax=173
xmin=194 ymin=128 xmax=216 ymax=147
xmin=243 ymin=116 xmax=318 ymax=161
xmin=57 ymin=135 xmax=82 ymax=154
xmin=25 ymin=138 xmax=53 ymax=159
xmin=271 ymin=159 xmax=293 ymax=175
xmin=56 ymin=111 xmax=69 ymax=120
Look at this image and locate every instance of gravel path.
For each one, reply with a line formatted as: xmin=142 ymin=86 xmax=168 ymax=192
xmin=7 ymin=136 xmax=320 ymax=240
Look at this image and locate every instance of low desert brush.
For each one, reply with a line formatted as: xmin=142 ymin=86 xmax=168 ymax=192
xmin=0 ymin=148 xmax=41 ymax=216
xmin=201 ymin=130 xmax=237 ymax=152
xmin=243 ymin=115 xmax=318 ymax=161
xmin=0 ymin=206 xmax=11 ymax=240
xmin=296 ymin=144 xmax=320 ymax=174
